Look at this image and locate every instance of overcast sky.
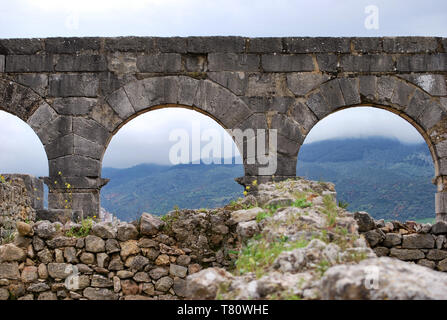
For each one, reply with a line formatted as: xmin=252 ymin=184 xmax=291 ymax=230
xmin=0 ymin=0 xmax=446 ymax=175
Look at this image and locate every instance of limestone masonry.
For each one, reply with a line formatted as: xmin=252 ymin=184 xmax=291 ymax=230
xmin=0 ymin=36 xmax=446 ymax=220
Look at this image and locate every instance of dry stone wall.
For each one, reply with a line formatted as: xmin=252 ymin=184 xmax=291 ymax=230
xmin=0 ymin=208 xmax=240 ymax=300
xmin=356 ymin=211 xmax=447 ymax=271
xmin=0 ymin=174 xmax=43 ymax=242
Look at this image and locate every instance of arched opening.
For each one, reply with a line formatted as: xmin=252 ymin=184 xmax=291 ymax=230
xmin=101 ymin=107 xmax=243 ymax=221
xmin=297 ymin=106 xmax=436 ymax=223
xmin=0 ymin=109 xmax=49 ymax=241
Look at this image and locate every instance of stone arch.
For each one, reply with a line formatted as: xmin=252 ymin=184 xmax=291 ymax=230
xmin=285 ymin=75 xmax=447 ymax=220
xmin=100 ymin=75 xmax=254 ymax=171
xmin=53 ymin=75 xmax=256 ymax=217
xmin=0 ymin=78 xmax=54 ymax=169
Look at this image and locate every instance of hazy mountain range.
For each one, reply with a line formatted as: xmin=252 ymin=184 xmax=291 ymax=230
xmin=101 ymin=137 xmax=436 ymax=222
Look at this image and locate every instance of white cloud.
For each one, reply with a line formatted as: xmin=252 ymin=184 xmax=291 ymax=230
xmin=0 ymin=111 xmax=48 ymax=177
xmin=304 ymin=107 xmax=425 ymax=144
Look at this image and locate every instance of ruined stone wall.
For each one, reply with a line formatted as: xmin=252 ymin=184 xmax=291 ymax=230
xmin=0 ymin=174 xmax=43 ymax=242
xmin=0 ymin=209 xmax=239 ymax=300
xmin=356 ymin=212 xmax=447 ymax=271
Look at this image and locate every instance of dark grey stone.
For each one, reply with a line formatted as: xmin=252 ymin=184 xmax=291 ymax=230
xmin=55 ymin=55 xmax=107 ymax=72
xmin=261 ymin=54 xmax=314 ymax=72
xmin=340 ymin=54 xmax=394 ymax=72
xmin=284 ymin=37 xmax=350 ymax=53
xmin=136 ymin=53 xmax=182 ymax=72
xmin=49 ymin=73 xmax=99 ymax=97
xmin=45 ymin=38 xmax=101 ymax=54
xmin=208 ymin=53 xmax=259 ymax=71
xmin=5 ymin=55 xmax=53 ymax=72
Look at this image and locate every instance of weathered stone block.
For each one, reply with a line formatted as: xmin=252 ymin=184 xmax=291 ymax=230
xmin=72 ymin=117 xmax=109 ymax=146
xmin=305 ymin=91 xmax=330 ymax=119
xmin=320 ymin=80 xmax=345 ymax=109
xmin=316 ymin=54 xmax=338 ymax=72
xmin=34 ymin=114 xmax=72 ymax=146
xmin=270 ymin=113 xmax=303 ymax=143
xmin=376 ymin=76 xmax=397 ymax=105
xmin=47 ymin=263 xmax=73 ymax=279
xmin=383 ymin=233 xmax=402 ymax=247
xmin=136 ymin=53 xmax=182 ymax=72
xmin=338 ymin=78 xmax=361 ymax=105
xmin=436 ymin=193 xmax=447 ymax=217
xmin=246 ymin=73 xmax=293 ymax=97
xmin=208 ymin=53 xmax=259 ymax=71
xmin=261 ymin=54 xmax=314 ymax=72
xmin=0 ymin=55 xmax=4 ymax=72
xmin=398 ymin=74 xmax=446 ymax=96
xmin=390 ymin=80 xmax=415 ymax=108
xmin=49 ymin=73 xmax=99 ymax=97
xmin=284 ymin=37 xmax=350 ymax=53
xmin=83 ymin=287 xmax=118 ymax=300
xmin=49 ymin=155 xmax=101 ymax=177
xmin=187 ymin=36 xmax=245 ymax=53
xmin=383 ymin=37 xmax=439 ymax=53
xmin=402 ymin=233 xmax=435 ymax=249
xmin=286 ymin=72 xmax=330 ymax=96
xmin=5 ymin=55 xmax=53 ymax=72
xmin=208 ymin=71 xmax=247 ymax=96
xmin=390 ymin=248 xmax=425 ymax=260
xmin=0 ymin=39 xmax=43 ymax=54
xmin=52 ymin=97 xmax=97 ymax=116
xmin=154 ymin=37 xmax=188 ymax=53
xmin=405 ymin=89 xmax=432 ymax=122
xmin=106 ymin=87 xmax=135 ymax=119
xmin=352 ymin=38 xmax=383 ymax=53
xmin=238 ymin=98 xmax=283 ymax=118
xmin=396 ymin=54 xmax=447 ymax=72
xmin=27 ymin=102 xmax=58 ymax=133
xmin=340 ymin=54 xmax=394 ymax=72
xmin=247 ymin=38 xmax=283 ymax=53
xmin=73 ymin=134 xmax=103 ymax=160
xmin=45 ymin=37 xmax=101 ymax=54
xmin=427 ymin=249 xmax=447 ymax=260
xmin=432 ymin=221 xmax=447 ymax=235
xmin=55 ymin=54 xmax=107 ymax=72
xmin=184 ymin=54 xmax=206 ymax=72
xmin=90 ymin=102 xmax=122 ymax=133
xmin=44 ymin=134 xmax=74 ymax=160
xmin=289 ymin=101 xmax=318 ymax=134
xmin=418 ymin=102 xmax=445 ymax=131
xmin=105 ymin=37 xmax=156 ymax=52
xmin=12 ymin=73 xmax=48 ymax=96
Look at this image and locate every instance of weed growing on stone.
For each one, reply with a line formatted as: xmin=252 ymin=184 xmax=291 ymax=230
xmin=66 ymin=217 xmax=93 ymax=238
xmin=234 ymin=237 xmax=308 ymax=278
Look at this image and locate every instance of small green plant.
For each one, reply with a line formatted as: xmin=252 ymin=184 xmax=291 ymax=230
xmin=317 ymin=259 xmax=331 ymax=276
xmin=322 ymin=195 xmax=338 ymax=228
xmin=338 ymin=200 xmax=349 ymax=209
xmin=255 ymin=211 xmax=272 ymax=223
xmin=292 ymin=198 xmax=312 ymax=209
xmin=235 ymin=237 xmax=308 ymax=278
xmin=1 ymin=230 xmax=15 ymax=244
xmin=66 ymin=217 xmax=93 ymax=238
xmin=0 ymin=175 xmax=6 ymax=184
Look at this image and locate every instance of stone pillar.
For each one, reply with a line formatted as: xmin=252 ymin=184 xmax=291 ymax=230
xmin=435 ymin=175 xmax=447 ymax=222
xmin=44 ymin=176 xmax=108 ymax=221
